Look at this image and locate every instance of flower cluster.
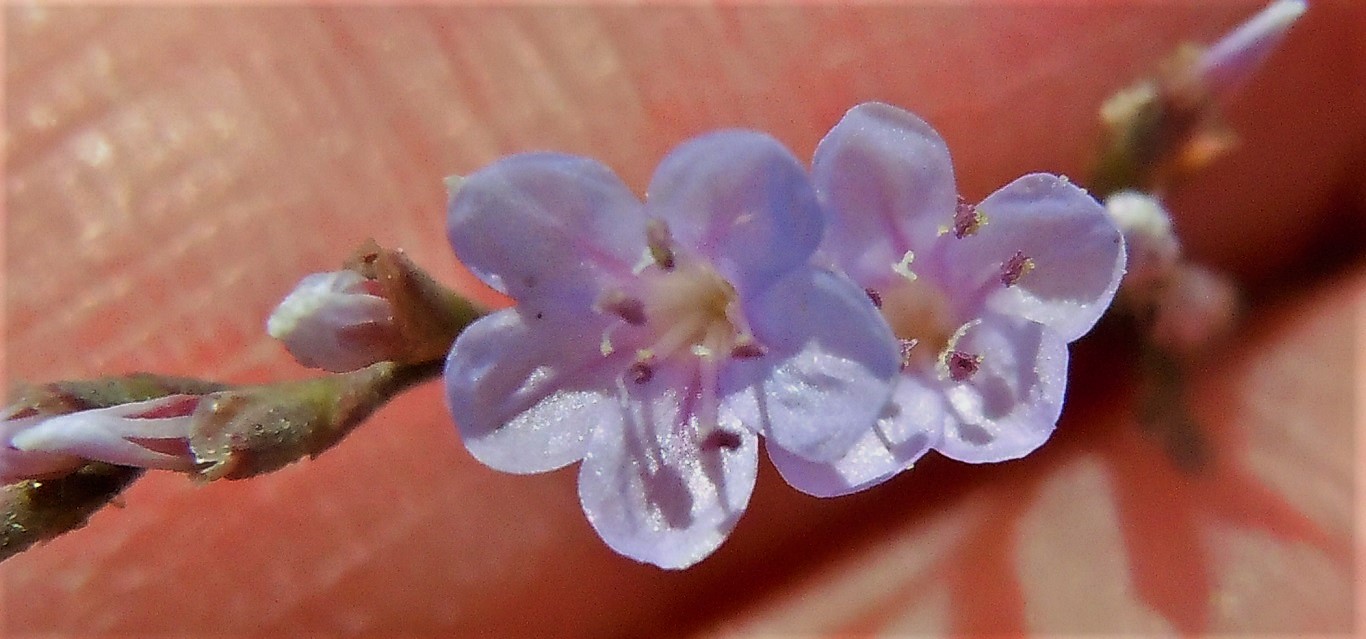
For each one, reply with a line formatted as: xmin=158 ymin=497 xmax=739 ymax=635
xmin=443 ymin=102 xmax=1125 ymax=568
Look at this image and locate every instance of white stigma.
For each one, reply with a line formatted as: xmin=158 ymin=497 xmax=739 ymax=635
xmin=892 ymin=250 xmax=918 ymax=281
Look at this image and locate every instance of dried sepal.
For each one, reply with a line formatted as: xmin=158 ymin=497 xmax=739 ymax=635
xmin=343 ymin=240 xmax=486 ymax=367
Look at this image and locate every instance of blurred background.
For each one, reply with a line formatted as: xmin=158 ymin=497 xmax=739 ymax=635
xmin=3 ymin=2 xmax=1362 ymax=636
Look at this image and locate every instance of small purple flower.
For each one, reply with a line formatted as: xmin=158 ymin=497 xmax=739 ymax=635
xmin=444 ymin=132 xmax=898 ymax=568
xmin=1 ymin=395 xmax=202 ymax=483
xmin=769 ymin=103 xmax=1126 ymax=497
xmin=267 ymin=270 xmax=397 ymax=372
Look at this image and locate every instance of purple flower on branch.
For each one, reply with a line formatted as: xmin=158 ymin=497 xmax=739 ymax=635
xmin=444 ymin=132 xmax=898 ymax=568
xmin=770 ymin=103 xmax=1126 ymax=497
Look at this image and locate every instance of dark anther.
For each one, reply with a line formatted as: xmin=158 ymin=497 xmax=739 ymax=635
xmin=953 ymin=196 xmax=984 ymax=239
xmin=999 ymin=250 xmax=1034 ymax=287
xmin=627 ymin=361 xmax=654 ymax=384
xmin=597 ymin=290 xmax=647 ymax=326
xmin=947 ymin=350 xmax=982 ymax=382
xmin=703 ymin=429 xmax=743 ymax=450
xmin=865 ymin=288 xmax=883 ymax=308
xmin=645 ymin=219 xmax=676 ymax=270
xmin=730 ymin=342 xmax=767 ymax=359
xmin=610 ymin=297 xmax=647 ymax=326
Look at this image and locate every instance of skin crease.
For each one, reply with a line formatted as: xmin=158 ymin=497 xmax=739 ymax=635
xmin=2 ymin=2 xmax=1362 ymax=636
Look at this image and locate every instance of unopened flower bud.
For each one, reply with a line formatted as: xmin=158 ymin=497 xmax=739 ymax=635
xmin=1197 ymin=0 xmax=1308 ymax=101
xmin=1 ymin=407 xmax=83 ymax=483
xmin=1150 ymin=264 xmax=1239 ymax=354
xmin=267 ymin=270 xmax=399 ymax=372
xmin=1105 ymin=191 xmax=1182 ymax=294
xmin=1091 ymin=0 xmax=1306 ymax=195
xmin=2 ymin=395 xmax=202 ymax=483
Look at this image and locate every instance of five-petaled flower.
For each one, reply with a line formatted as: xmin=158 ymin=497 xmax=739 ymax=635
xmin=444 ymin=131 xmax=900 ymax=568
xmin=769 ymin=103 xmax=1126 ymax=497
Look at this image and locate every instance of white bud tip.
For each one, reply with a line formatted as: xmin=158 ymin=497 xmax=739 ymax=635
xmin=1198 ymin=0 xmax=1308 ymax=96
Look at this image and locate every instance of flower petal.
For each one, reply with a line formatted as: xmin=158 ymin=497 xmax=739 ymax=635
xmin=939 ymin=174 xmax=1125 ymax=342
xmin=936 ymin=313 xmax=1069 ymax=463
xmin=645 ymin=131 xmax=823 ymax=296
xmin=447 ymin=153 xmax=646 ymax=313
xmin=578 ymin=363 xmax=758 ymax=569
xmin=812 ymin=102 xmax=958 ymax=283
xmin=721 ymin=267 xmax=899 ymax=463
xmin=768 ymin=375 xmax=945 ymax=497
xmin=445 ymin=308 xmax=622 ymax=474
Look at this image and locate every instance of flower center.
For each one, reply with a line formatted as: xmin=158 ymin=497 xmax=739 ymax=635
xmin=592 ymin=220 xmax=759 ymax=451
xmin=878 ymin=275 xmax=957 ymax=370
xmin=638 ymin=262 xmax=745 ymax=361
xmin=596 ymin=220 xmax=763 ymax=377
xmin=865 ymin=249 xmax=983 ymax=381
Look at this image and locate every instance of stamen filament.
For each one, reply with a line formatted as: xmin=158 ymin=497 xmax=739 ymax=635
xmin=650 ymin=320 xmax=707 ymax=362
xmin=898 ymin=338 xmax=919 ymax=371
xmin=695 ymin=351 xmax=721 ymax=442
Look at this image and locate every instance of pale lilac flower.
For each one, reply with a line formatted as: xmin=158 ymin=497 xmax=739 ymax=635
xmin=769 ymin=103 xmax=1126 ymax=497
xmin=1 ymin=395 xmax=201 ymax=483
xmin=444 ymin=131 xmax=898 ymax=568
xmin=1197 ymin=0 xmax=1308 ymax=100
xmin=267 ymin=270 xmax=397 ymax=372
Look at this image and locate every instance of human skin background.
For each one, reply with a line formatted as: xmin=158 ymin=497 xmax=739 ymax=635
xmin=2 ymin=2 xmax=1363 ymax=636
